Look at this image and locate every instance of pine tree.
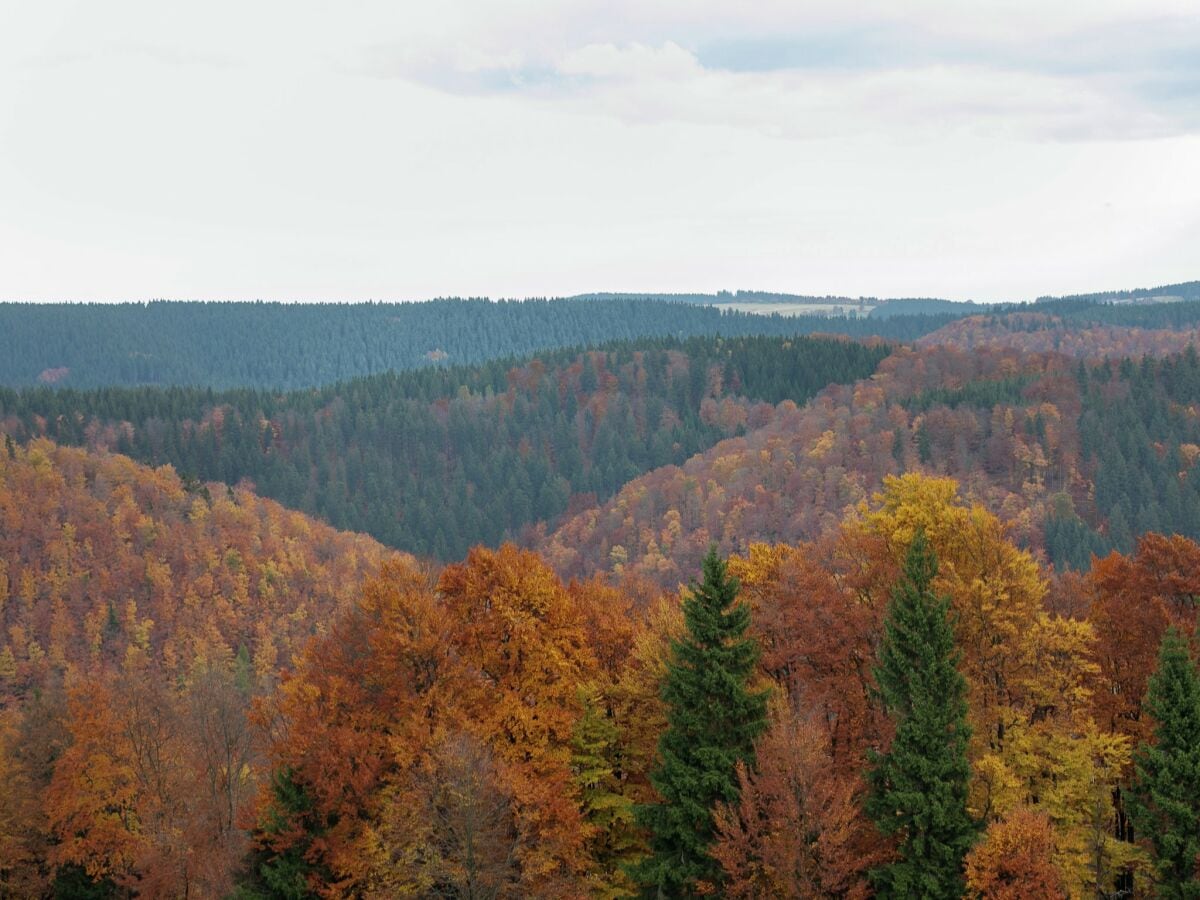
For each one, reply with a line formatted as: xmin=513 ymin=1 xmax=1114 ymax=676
xmin=867 ymin=531 xmax=977 ymax=899
xmin=1129 ymin=627 xmax=1200 ymax=899
xmin=632 ymin=546 xmax=769 ymax=897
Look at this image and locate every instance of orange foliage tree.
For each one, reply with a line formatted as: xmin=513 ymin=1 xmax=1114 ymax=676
xmin=712 ymin=703 xmax=882 ymax=898
xmin=964 ymin=808 xmax=1068 ymax=900
xmin=436 ymin=544 xmax=596 ymax=895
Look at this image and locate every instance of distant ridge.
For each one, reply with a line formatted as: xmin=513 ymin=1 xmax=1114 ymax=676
xmin=0 ymin=296 xmax=955 ymax=390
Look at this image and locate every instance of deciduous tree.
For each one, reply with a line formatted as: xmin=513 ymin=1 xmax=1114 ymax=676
xmin=712 ymin=702 xmax=879 ymax=898
xmin=964 ymin=808 xmax=1067 ymax=900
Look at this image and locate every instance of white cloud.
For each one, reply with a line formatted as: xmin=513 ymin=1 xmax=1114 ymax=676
xmin=552 ymin=47 xmax=1170 ymax=141
xmin=559 ymin=41 xmax=699 ymax=80
xmin=0 ymin=1 xmax=1197 ymax=301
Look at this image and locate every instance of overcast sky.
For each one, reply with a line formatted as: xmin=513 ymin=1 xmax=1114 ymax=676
xmin=2 ymin=1 xmax=1198 ymax=302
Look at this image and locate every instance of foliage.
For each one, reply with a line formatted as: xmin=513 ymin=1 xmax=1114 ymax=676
xmin=866 ymin=531 xmax=977 ymax=899
xmin=7 ymin=347 xmax=1200 ymax=895
xmin=712 ymin=703 xmax=879 ymax=898
xmin=572 ymin=684 xmax=642 ymax=898
xmin=0 ymin=334 xmax=888 ymax=559
xmin=963 ymin=808 xmax=1067 ymax=900
xmin=632 ymin=547 xmax=769 ymax=896
xmin=1129 ymin=628 xmax=1200 ymax=899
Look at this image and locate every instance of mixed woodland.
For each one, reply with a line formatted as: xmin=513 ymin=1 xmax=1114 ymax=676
xmin=3 ymin=289 xmax=1200 ymax=898
xmin=0 ymin=336 xmax=889 ymax=559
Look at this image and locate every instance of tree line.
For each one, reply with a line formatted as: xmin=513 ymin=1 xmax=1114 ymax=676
xmin=0 ymin=298 xmax=951 ymax=390
xmin=5 ymin=452 xmax=1200 ymax=896
xmin=0 ymin=335 xmax=891 ymax=559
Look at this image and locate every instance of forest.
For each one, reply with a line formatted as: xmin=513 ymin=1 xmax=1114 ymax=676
xmin=6 ymin=288 xmax=1194 ymax=392
xmin=2 ymin=440 xmax=1199 ymax=897
xmin=539 ymin=340 xmax=1200 ymax=584
xmin=4 ymin=292 xmax=1200 ymax=897
xmin=13 ymin=324 xmax=1200 ymax=569
xmin=0 ymin=335 xmax=890 ymax=559
xmin=0 ymin=298 xmax=954 ymax=390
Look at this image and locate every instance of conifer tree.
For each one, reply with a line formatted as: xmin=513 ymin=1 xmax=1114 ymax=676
xmin=867 ymin=531 xmax=977 ymax=899
xmin=632 ymin=546 xmax=769 ymax=897
xmin=236 ymin=768 xmax=327 ymax=899
xmin=573 ymin=684 xmax=642 ymax=898
xmin=1129 ymin=627 xmax=1200 ymax=899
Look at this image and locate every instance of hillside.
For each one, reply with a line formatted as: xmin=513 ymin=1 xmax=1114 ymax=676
xmin=538 ymin=336 xmax=1200 ymax=585
xmin=0 ymin=440 xmax=402 ymax=896
xmin=0 ymin=335 xmax=890 ymax=559
xmin=6 ymin=302 xmax=1200 ymax=896
xmin=0 ymin=297 xmax=951 ymax=390
xmin=918 ymin=310 xmax=1200 ymax=356
xmin=7 ymin=463 xmax=1191 ymax=896
xmin=0 ymin=440 xmax=398 ymax=702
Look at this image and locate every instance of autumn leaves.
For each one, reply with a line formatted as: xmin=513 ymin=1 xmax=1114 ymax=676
xmin=234 ymin=473 xmax=1200 ymax=897
xmin=247 ymin=549 xmax=603 ymax=896
xmin=4 ymin=439 xmax=1200 ymax=896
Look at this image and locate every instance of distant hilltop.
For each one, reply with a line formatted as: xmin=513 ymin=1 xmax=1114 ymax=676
xmin=574 ymin=281 xmax=1200 ymax=318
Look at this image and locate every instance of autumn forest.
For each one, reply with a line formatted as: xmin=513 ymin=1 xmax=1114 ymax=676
xmin=4 ymin=289 xmax=1200 ymax=898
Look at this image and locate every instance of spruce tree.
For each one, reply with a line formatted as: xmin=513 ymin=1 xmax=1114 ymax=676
xmin=867 ymin=531 xmax=977 ymax=899
xmin=632 ymin=546 xmax=769 ymax=897
xmin=235 ymin=768 xmax=328 ymax=899
xmin=1129 ymin=627 xmax=1200 ymax=899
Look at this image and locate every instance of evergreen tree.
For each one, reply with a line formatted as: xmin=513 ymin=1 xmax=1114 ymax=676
xmin=632 ymin=546 xmax=769 ymax=897
xmin=867 ymin=531 xmax=977 ymax=899
xmin=236 ymin=767 xmax=328 ymax=899
xmin=573 ymin=685 xmax=642 ymax=898
xmin=1129 ymin=628 xmax=1200 ymax=899
xmin=916 ymin=422 xmax=932 ymax=464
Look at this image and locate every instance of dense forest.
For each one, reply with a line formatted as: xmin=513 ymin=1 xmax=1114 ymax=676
xmin=10 ymin=314 xmax=1200 ymax=571
xmin=3 ymin=440 xmax=1199 ymax=897
xmin=538 ymin=340 xmax=1200 ymax=584
xmin=5 ymin=291 xmax=1193 ymax=393
xmin=0 ymin=441 xmax=400 ymax=896
xmin=0 ymin=335 xmax=890 ymax=559
xmin=0 ymin=298 xmax=952 ymax=390
xmin=5 ymin=290 xmax=1200 ymax=897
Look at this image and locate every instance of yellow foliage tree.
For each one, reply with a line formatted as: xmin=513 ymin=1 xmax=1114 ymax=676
xmin=855 ymin=474 xmax=1143 ymax=893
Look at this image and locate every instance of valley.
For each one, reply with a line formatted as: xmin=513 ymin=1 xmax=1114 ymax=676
xmin=3 ymin=287 xmax=1200 ymax=897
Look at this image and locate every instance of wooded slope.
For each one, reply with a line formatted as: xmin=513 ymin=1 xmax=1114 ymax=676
xmin=0 ymin=335 xmax=890 ymax=559
xmin=0 ymin=440 xmax=401 ymax=896
xmin=539 ymin=340 xmax=1200 ymax=585
xmin=0 ymin=298 xmax=946 ymax=389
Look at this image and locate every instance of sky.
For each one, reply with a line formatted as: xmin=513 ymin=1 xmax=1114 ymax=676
xmin=1 ymin=1 xmax=1198 ymax=302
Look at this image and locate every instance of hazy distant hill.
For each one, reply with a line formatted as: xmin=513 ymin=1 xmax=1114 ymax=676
xmin=868 ymin=297 xmax=995 ymax=318
xmin=0 ymin=297 xmax=953 ymax=390
xmin=1035 ymin=280 xmax=1200 ymax=307
xmin=576 ymin=291 xmax=995 ymax=319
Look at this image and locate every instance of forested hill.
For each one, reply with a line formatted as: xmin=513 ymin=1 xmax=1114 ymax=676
xmin=0 ymin=298 xmax=952 ymax=390
xmin=0 ymin=439 xmax=404 ymax=897
xmin=539 ymin=341 xmax=1200 ymax=585
xmin=1035 ymin=279 xmax=1200 ymax=309
xmin=0 ymin=334 xmax=890 ymax=559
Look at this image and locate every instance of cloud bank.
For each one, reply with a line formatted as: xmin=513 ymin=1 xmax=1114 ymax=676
xmin=0 ymin=1 xmax=1197 ymax=301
